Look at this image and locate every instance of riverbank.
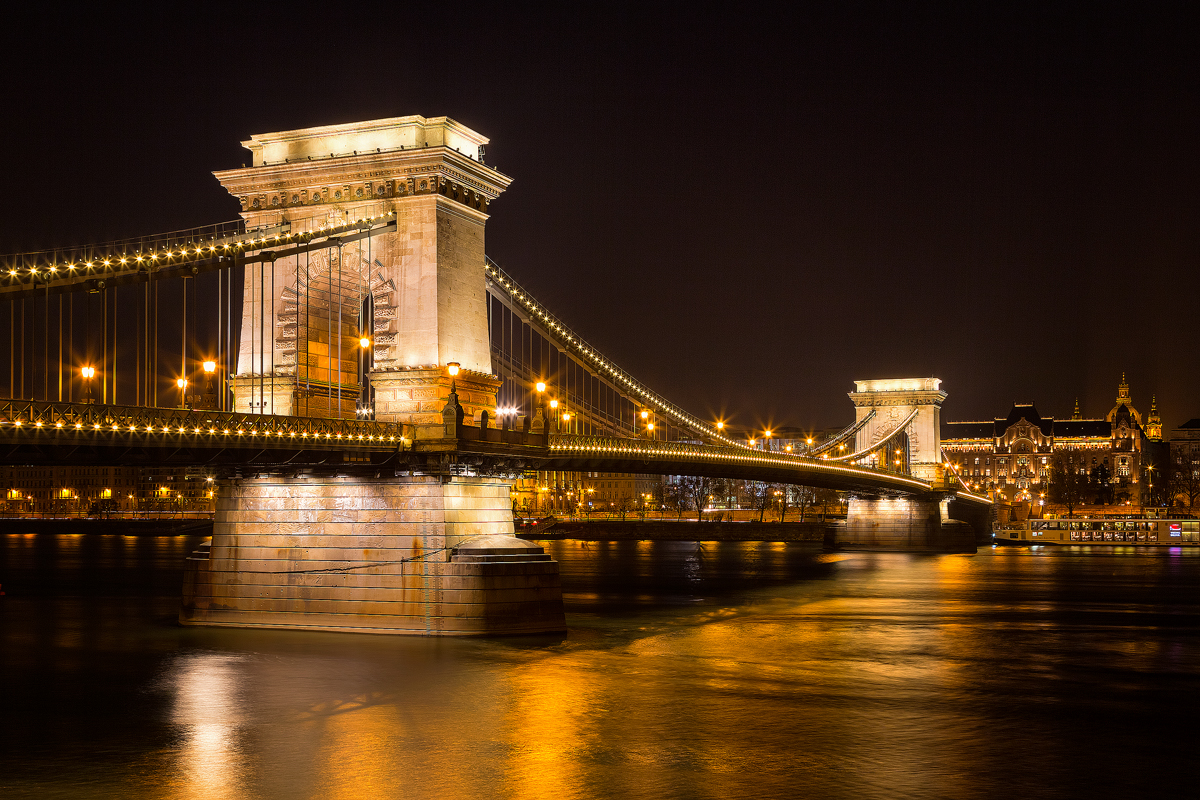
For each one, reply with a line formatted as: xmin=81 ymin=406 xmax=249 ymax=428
xmin=521 ymin=519 xmax=834 ymax=543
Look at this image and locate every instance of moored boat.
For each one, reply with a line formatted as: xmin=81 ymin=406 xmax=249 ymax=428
xmin=994 ymin=517 xmax=1200 ymax=546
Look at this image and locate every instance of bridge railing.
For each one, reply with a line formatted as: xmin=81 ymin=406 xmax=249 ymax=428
xmin=548 ymin=434 xmax=933 ymax=491
xmin=0 ymin=399 xmax=408 ymax=450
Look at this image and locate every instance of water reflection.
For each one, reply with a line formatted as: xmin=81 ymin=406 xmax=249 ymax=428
xmin=167 ymin=653 xmax=248 ymax=800
xmin=2 ymin=535 xmax=1200 ymax=799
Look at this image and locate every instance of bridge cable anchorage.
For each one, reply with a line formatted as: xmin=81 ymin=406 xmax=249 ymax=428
xmin=483 ymin=257 xmax=743 ymax=448
xmin=824 ymin=407 xmax=921 ymax=464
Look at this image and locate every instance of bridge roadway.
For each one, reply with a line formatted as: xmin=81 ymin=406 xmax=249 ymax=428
xmin=0 ymin=398 xmax=974 ymax=501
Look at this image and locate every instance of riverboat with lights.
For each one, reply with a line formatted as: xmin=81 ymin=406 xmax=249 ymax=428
xmin=993 ymin=517 xmax=1199 ymax=546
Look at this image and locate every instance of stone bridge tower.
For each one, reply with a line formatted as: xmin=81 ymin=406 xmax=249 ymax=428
xmin=849 ymin=377 xmax=946 ymax=480
xmin=214 ymin=115 xmax=511 ymax=433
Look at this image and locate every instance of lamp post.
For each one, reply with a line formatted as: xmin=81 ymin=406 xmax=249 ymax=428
xmin=81 ymin=366 xmax=96 ymax=404
xmin=202 ymin=360 xmax=217 ymax=409
xmin=355 ymin=340 xmax=373 ymax=417
xmin=764 ymin=429 xmax=773 ymax=453
xmin=176 ymin=377 xmax=189 ymax=409
xmin=534 ymin=381 xmax=546 ymax=431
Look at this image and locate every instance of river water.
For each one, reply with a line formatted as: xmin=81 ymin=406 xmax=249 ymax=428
xmin=1 ymin=532 xmax=1198 ymax=799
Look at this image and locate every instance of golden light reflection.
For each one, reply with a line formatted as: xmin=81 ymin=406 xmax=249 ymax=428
xmin=167 ymin=654 xmax=248 ymax=800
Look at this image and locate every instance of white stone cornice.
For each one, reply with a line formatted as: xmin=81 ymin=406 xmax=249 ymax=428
xmin=215 ymin=146 xmax=511 ymax=200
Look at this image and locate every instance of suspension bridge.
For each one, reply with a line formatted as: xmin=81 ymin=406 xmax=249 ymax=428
xmin=0 ymin=115 xmax=989 ymax=636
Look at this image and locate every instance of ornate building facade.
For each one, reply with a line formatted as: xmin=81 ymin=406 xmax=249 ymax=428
xmin=942 ymin=376 xmax=1148 ymax=503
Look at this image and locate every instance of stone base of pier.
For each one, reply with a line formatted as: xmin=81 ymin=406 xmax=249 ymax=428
xmin=180 ymin=474 xmax=565 ymax=636
xmin=838 ymin=495 xmax=977 ymax=553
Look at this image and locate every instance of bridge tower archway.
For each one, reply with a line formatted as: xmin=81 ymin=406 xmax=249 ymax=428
xmin=849 ymin=378 xmax=947 ymax=481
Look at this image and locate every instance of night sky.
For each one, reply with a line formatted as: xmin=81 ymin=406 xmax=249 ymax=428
xmin=1 ymin=5 xmax=1196 ymax=433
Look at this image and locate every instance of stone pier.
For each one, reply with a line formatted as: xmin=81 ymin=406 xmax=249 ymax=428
xmin=182 ymin=115 xmax=566 ymax=636
xmin=181 ymin=473 xmax=565 ymax=635
xmin=838 ymin=495 xmax=977 ymax=553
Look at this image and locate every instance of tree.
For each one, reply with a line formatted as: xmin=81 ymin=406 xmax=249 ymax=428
xmin=1170 ymin=458 xmax=1200 ymax=516
xmin=814 ymin=488 xmax=842 ymax=521
xmin=665 ymin=481 xmax=688 ymax=519
xmin=1089 ymin=463 xmax=1113 ymax=505
xmin=677 ymin=475 xmax=718 ymax=521
xmin=793 ymin=485 xmax=818 ymax=522
xmin=769 ymin=484 xmax=792 ymax=521
xmin=613 ymin=495 xmax=637 ymax=522
xmin=745 ymin=481 xmax=771 ymax=522
xmin=1047 ymin=453 xmax=1087 ymax=518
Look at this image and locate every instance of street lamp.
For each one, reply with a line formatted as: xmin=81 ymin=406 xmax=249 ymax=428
xmin=533 ymin=381 xmax=547 ymax=430
xmin=202 ymin=360 xmax=217 ymax=409
xmin=81 ymin=366 xmax=96 ymax=404
xmin=176 ymin=377 xmax=189 ymax=408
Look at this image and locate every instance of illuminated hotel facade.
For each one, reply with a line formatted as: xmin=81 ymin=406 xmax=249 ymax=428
xmin=942 ymin=376 xmax=1156 ymax=503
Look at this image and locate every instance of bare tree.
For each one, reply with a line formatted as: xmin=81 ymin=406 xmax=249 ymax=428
xmin=814 ymin=488 xmax=842 ymax=521
xmin=678 ymin=475 xmax=718 ymax=521
xmin=745 ymin=481 xmax=771 ymax=522
xmin=793 ymin=485 xmax=818 ymax=522
xmin=1047 ymin=452 xmax=1087 ymax=518
xmin=613 ymin=495 xmax=637 ymax=522
xmin=665 ymin=481 xmax=688 ymax=519
xmin=1170 ymin=457 xmax=1200 ymax=515
xmin=771 ymin=484 xmax=792 ymax=521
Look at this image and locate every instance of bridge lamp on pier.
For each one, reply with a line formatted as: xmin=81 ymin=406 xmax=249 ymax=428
xmin=80 ymin=366 xmax=96 ymax=404
xmin=202 ymin=361 xmax=217 ymax=408
xmin=177 ymin=378 xmax=189 ymax=409
xmin=446 ymin=361 xmax=460 ymax=393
